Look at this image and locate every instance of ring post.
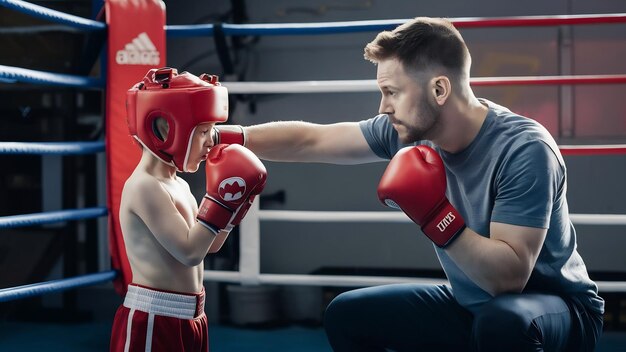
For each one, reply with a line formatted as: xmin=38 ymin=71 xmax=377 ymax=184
xmin=239 ymin=198 xmax=261 ymax=285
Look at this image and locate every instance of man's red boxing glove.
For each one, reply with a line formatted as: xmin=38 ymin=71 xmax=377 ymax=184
xmin=377 ymin=145 xmax=465 ymax=248
xmin=212 ymin=125 xmax=245 ymax=146
xmin=197 ymin=144 xmax=266 ymax=234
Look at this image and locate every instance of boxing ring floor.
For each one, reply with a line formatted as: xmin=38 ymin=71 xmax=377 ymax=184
xmin=0 ymin=309 xmax=625 ymax=352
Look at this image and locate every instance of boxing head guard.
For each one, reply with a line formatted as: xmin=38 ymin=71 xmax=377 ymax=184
xmin=126 ymin=67 xmax=228 ymax=172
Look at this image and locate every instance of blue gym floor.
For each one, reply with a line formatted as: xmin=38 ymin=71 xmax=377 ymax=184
xmin=1 ymin=286 xmax=625 ymax=351
xmin=0 ymin=321 xmax=328 ymax=351
xmin=0 ymin=320 xmax=625 ymax=351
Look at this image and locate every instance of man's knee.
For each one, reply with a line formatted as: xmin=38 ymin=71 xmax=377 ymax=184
xmin=324 ymin=290 xmax=358 ymax=333
xmin=472 ymin=296 xmax=540 ymax=351
xmin=475 ymin=296 xmax=533 ymax=331
xmin=324 ymin=290 xmax=384 ymax=351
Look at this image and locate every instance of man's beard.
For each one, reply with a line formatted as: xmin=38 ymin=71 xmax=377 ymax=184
xmin=401 ymin=97 xmax=441 ymax=144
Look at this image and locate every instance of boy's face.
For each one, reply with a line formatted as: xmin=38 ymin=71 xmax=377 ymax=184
xmin=186 ymin=122 xmax=216 ymax=173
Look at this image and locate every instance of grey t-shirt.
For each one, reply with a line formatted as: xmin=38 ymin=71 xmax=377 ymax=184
xmin=359 ymin=99 xmax=604 ymax=315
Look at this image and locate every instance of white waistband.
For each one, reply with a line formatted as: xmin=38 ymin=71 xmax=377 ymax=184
xmin=123 ymin=285 xmax=203 ymax=320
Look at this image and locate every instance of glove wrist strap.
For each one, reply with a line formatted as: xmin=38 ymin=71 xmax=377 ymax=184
xmin=196 ymin=195 xmax=233 ymax=230
xmin=197 ymin=220 xmax=220 ymax=235
xmin=422 ymin=201 xmax=466 ymax=248
xmin=214 ymin=125 xmax=245 ymax=146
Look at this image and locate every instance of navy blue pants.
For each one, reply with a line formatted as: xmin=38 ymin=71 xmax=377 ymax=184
xmin=324 ymin=284 xmax=602 ymax=352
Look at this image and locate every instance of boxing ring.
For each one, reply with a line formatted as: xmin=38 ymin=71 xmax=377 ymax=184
xmin=1 ymin=0 xmax=626 ymax=312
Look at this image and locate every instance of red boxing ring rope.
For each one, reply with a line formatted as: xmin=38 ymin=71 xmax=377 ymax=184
xmin=559 ymin=145 xmax=626 ymax=156
xmin=452 ymin=13 xmax=626 ymax=28
xmin=470 ymin=74 xmax=626 ymax=87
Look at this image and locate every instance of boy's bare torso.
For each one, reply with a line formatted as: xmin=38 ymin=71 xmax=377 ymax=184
xmin=120 ymin=167 xmax=204 ymax=294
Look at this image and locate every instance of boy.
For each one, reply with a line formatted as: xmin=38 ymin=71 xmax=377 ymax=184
xmin=110 ymin=67 xmax=266 ymax=351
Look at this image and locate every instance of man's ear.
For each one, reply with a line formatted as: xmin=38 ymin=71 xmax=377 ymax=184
xmin=431 ymin=76 xmax=451 ymax=106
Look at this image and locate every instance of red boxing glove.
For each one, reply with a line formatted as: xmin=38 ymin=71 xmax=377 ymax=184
xmin=197 ymin=144 xmax=266 ymax=234
xmin=212 ymin=125 xmax=245 ymax=146
xmin=377 ymin=146 xmax=465 ymax=248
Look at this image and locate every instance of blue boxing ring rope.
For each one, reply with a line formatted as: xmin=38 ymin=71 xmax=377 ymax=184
xmin=0 ymin=139 xmax=112 ymax=302
xmin=0 ymin=208 xmax=107 ymax=229
xmin=0 ymin=141 xmax=105 ymax=155
xmin=0 ymin=0 xmax=110 ymax=303
xmin=0 ymin=140 xmax=107 ymax=230
xmin=0 ymin=271 xmax=117 ymax=303
xmin=0 ymin=0 xmax=105 ymax=31
xmin=2 ymin=0 xmax=626 ymax=306
xmin=0 ymin=64 xmax=104 ymax=88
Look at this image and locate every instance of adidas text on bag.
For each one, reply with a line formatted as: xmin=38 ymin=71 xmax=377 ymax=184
xmin=116 ymin=32 xmax=160 ymax=65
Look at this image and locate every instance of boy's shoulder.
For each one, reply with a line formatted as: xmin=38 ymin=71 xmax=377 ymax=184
xmin=125 ymin=170 xmax=158 ymax=189
xmin=122 ymin=171 xmax=168 ymax=204
xmin=123 ymin=169 xmax=194 ymax=207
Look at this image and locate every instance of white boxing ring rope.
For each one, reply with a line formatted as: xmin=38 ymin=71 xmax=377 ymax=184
xmin=204 ymin=80 xmax=626 ymax=292
xmin=257 ymin=210 xmax=626 ymax=226
xmin=209 ymin=201 xmax=626 ymax=292
xmin=223 ymin=74 xmax=626 ymax=94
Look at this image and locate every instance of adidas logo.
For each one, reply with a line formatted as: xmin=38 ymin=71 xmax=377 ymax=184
xmin=116 ymin=32 xmax=160 ymax=66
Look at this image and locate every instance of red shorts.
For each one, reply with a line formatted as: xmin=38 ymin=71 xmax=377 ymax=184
xmin=110 ymin=284 xmax=208 ymax=352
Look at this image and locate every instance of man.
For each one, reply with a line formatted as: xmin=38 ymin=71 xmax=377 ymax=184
xmin=110 ymin=68 xmax=266 ymax=351
xmin=216 ymin=17 xmax=603 ymax=351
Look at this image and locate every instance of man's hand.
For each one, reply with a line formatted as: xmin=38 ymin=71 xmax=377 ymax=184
xmin=377 ymin=145 xmax=465 ymax=247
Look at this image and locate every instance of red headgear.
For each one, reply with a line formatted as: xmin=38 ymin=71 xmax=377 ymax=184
xmin=126 ymin=67 xmax=228 ymax=172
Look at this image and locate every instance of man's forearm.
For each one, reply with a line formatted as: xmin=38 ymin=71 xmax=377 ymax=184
xmin=446 ymin=228 xmax=532 ymax=296
xmin=244 ymin=121 xmax=322 ymax=162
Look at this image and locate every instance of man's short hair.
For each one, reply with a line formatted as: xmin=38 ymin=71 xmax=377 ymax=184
xmin=364 ymin=17 xmax=470 ymax=78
